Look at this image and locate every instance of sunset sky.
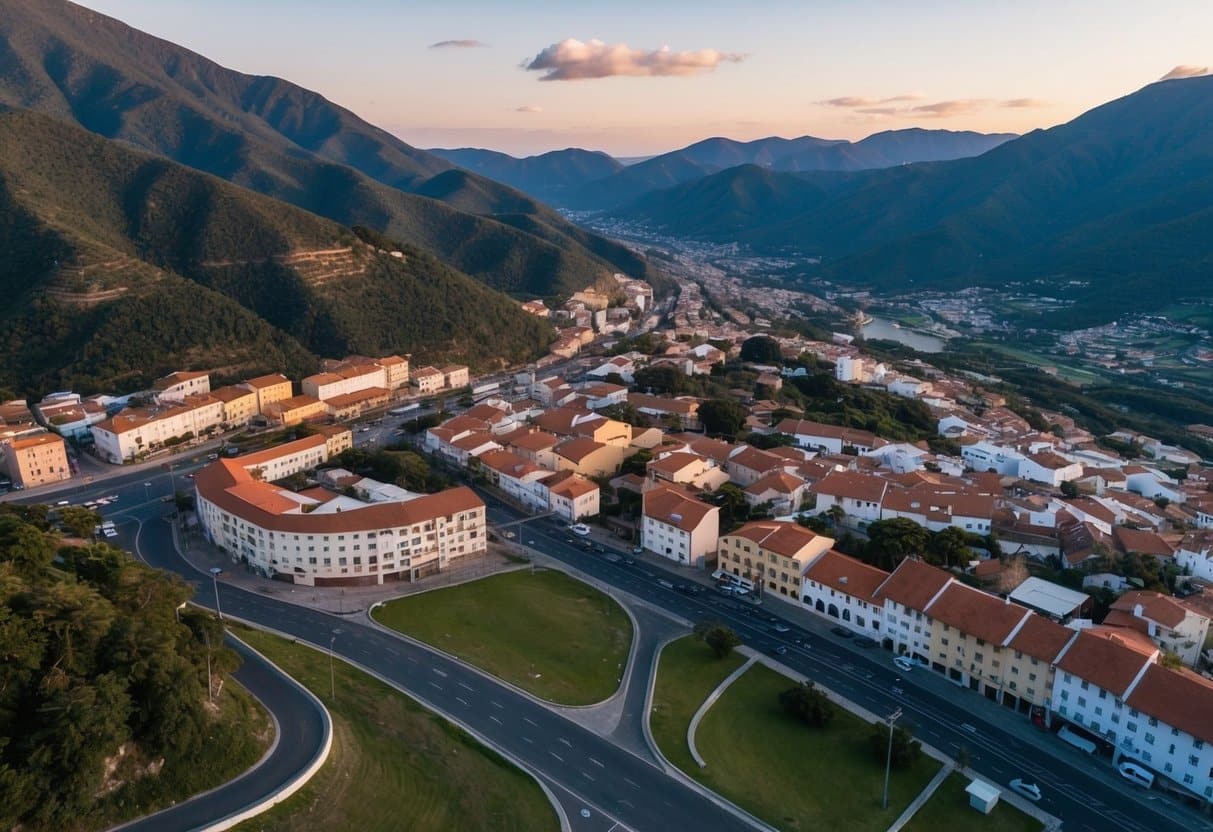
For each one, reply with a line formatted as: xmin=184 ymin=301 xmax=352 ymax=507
xmin=80 ymin=0 xmax=1212 ymax=157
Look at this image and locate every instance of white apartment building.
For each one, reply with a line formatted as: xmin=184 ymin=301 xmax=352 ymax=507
xmin=302 ymin=363 xmax=387 ymax=402
xmin=153 ymin=371 xmax=211 ymax=403
xmin=800 ymin=549 xmax=888 ymax=639
xmin=641 ymin=484 xmax=720 ymax=569
xmin=877 ymin=558 xmax=954 ymax=665
xmin=545 ymin=472 xmax=600 ymax=522
xmin=91 ymin=395 xmax=223 ymax=463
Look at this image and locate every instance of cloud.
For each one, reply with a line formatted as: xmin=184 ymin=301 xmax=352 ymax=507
xmin=820 ymin=94 xmax=922 ymax=108
xmin=855 ymin=107 xmax=900 ymax=117
xmin=429 ymin=39 xmax=486 ymax=49
xmin=1160 ymin=64 xmax=1209 ymax=80
xmin=515 ymin=105 xmax=542 ymax=113
xmin=910 ymin=99 xmax=990 ymax=117
xmin=524 ymin=38 xmax=745 ymax=81
xmin=1001 ymin=97 xmax=1050 ymax=108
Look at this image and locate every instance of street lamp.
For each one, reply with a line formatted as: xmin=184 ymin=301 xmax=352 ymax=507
xmin=329 ymin=629 xmax=343 ymax=700
xmin=882 ymin=706 xmax=903 ymax=810
xmin=143 ymin=481 xmax=151 ymax=502
xmin=209 ymin=567 xmax=224 ymax=620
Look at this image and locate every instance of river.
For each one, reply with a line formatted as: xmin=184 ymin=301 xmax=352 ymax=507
xmin=860 ymin=317 xmax=946 ymax=353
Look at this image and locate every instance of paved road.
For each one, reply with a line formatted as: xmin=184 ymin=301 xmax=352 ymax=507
xmin=491 ymin=498 xmax=1213 ymax=832
xmin=105 ymin=485 xmax=753 ymax=832
xmin=112 ymin=634 xmax=329 ymax=832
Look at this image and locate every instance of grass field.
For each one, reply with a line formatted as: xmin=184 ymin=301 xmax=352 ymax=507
xmin=232 ymin=627 xmax=558 ymax=832
xmin=649 ymin=636 xmax=747 ymax=773
xmin=905 ymin=772 xmax=1042 ymax=832
xmin=371 ymin=568 xmax=632 ymax=705
xmin=691 ymin=663 xmax=939 ymax=832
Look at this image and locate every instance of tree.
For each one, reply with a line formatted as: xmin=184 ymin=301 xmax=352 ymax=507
xmin=1060 ymin=479 xmax=1079 ymax=498
xmin=779 ymin=681 xmax=836 ymax=728
xmin=927 ymin=526 xmax=972 ymax=568
xmin=620 ymin=449 xmax=653 ymax=477
xmin=699 ymin=398 xmax=748 ymax=439
xmin=713 ymin=483 xmax=749 ymax=532
xmin=634 ymin=364 xmax=693 ymax=396
xmin=869 ymin=720 xmax=922 ymax=769
xmin=702 ymin=625 xmax=741 ymax=659
xmin=57 ymin=505 xmax=101 ymax=539
xmin=864 ymin=518 xmax=931 ymax=570
xmin=740 ymin=336 xmax=782 ymax=364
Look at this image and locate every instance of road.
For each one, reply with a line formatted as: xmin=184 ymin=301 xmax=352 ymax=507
xmin=94 ymin=477 xmax=754 ymax=832
xmin=485 ymin=496 xmax=1211 ymax=832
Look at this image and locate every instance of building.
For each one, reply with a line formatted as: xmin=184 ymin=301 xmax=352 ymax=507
xmin=91 ymin=396 xmax=224 ymax=463
xmin=239 ymin=373 xmax=294 ymax=414
xmin=811 ymin=471 xmax=889 ymax=524
xmin=876 ymin=559 xmax=954 ymax=664
xmin=411 ymin=366 xmax=444 ymax=394
xmin=1176 ymin=532 xmax=1213 ymax=582
xmin=800 ymin=549 xmax=889 ymax=639
xmin=308 ymin=423 xmax=354 ymax=457
xmin=1020 ymin=451 xmax=1084 ymax=486
xmin=1 ymin=432 xmax=71 ymax=487
xmin=440 ymin=365 xmax=470 ymax=390
xmin=1007 ymin=577 xmax=1090 ymax=623
xmin=302 ymin=363 xmax=387 ymax=402
xmin=1105 ymin=591 xmax=1210 ymax=668
xmin=195 ymin=446 xmax=486 ymax=586
xmin=374 ymin=355 xmax=410 ymax=390
xmin=153 ymin=370 xmax=210 ymax=403
xmin=210 ymin=385 xmax=260 ymax=428
xmin=718 ymin=520 xmax=833 ymax=603
xmin=552 ymin=437 xmax=626 ymax=478
xmin=545 ymin=471 xmax=601 ymax=522
xmin=641 ymin=484 xmax=720 ymax=568
xmin=237 ymin=434 xmax=334 ymax=483
xmin=743 ymin=471 xmax=808 ymax=514
xmin=324 ymin=387 xmax=391 ymax=421
xmin=628 ymin=393 xmax=701 ymax=431
xmin=264 ymin=395 xmax=326 ymax=427
xmin=476 ymin=448 xmax=551 ymax=512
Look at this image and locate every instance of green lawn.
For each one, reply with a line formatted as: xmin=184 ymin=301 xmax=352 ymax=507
xmin=691 ymin=664 xmax=940 ymax=832
xmin=650 ymin=636 xmax=747 ymax=773
xmin=905 ymin=773 xmax=1042 ymax=832
xmin=371 ymin=568 xmax=632 ymax=705
xmin=232 ymin=627 xmax=558 ymax=832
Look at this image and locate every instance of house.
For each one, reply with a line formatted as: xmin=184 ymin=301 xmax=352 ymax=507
xmin=775 ymin=418 xmax=884 ymax=455
xmin=239 ymin=373 xmax=294 ymax=414
xmin=1 ymin=432 xmax=70 ymax=487
xmin=1112 ymin=526 xmax=1174 ymax=560
xmin=440 ymin=365 xmax=470 ymax=390
xmin=874 ymin=559 xmax=954 ymax=665
xmin=506 ymin=429 xmax=562 ymax=469
xmin=724 ymin=445 xmax=788 ymax=487
xmin=1104 ymin=591 xmax=1210 ymax=668
xmin=800 ymin=549 xmax=889 ymax=640
xmin=647 ymin=452 xmax=726 ymax=490
xmin=579 ymin=382 xmax=629 ymax=410
xmin=718 ymin=520 xmax=833 ymax=602
xmin=628 ymin=393 xmax=701 ymax=430
xmin=1176 ymin=531 xmax=1213 ymax=582
xmin=887 ymin=376 xmax=932 ymax=399
xmin=153 ymin=370 xmax=210 ymax=403
xmin=880 ymin=485 xmax=994 ymax=534
xmin=410 ymin=366 xmax=445 ymax=394
xmin=302 ymin=363 xmax=387 ymax=402
xmin=324 ymin=387 xmax=391 ymax=420
xmin=476 ymin=448 xmax=550 ymax=512
xmin=552 ymin=437 xmax=626 ymax=478
xmin=210 ymin=385 xmax=259 ymax=427
xmin=1020 ymin=451 xmax=1083 ymax=486
xmin=641 ymin=484 xmax=720 ymax=568
xmin=545 ymin=471 xmax=601 ymax=522
xmin=743 ymin=471 xmax=808 ymax=514
xmin=588 ymin=355 xmax=639 ymax=384
xmin=264 ymin=395 xmax=326 ymax=427
xmin=521 ymin=299 xmax=551 ymax=317
xmin=811 ymin=470 xmax=889 ymax=524
xmin=962 ymin=441 xmax=1025 ymax=476
xmin=33 ymin=393 xmax=110 ymax=440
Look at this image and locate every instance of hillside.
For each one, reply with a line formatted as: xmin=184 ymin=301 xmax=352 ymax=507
xmin=558 ymin=129 xmax=1014 ymax=209
xmin=615 ymin=76 xmax=1213 ymax=325
xmin=428 ymin=147 xmax=623 ymax=203
xmin=0 ymin=0 xmax=648 ymax=298
xmin=0 ymin=107 xmax=553 ymax=395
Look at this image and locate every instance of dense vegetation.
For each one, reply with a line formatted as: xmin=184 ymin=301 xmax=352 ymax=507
xmin=0 ymin=0 xmax=650 ymax=299
xmin=782 ymin=372 xmax=937 ymax=442
xmin=0 ymin=506 xmax=266 ymax=831
xmin=0 ymin=108 xmax=552 ymax=395
xmin=617 ymin=75 xmax=1213 ymax=325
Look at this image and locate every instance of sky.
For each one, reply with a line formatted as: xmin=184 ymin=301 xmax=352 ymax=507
xmin=78 ymin=0 xmax=1212 ymax=157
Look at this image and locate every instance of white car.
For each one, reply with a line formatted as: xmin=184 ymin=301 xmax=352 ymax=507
xmin=1008 ymin=779 xmax=1041 ymax=802
xmin=570 ymin=524 xmax=591 ymax=536
xmin=893 ymin=655 xmax=915 ymax=672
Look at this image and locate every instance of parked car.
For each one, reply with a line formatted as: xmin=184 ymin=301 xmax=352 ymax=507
xmin=774 ymin=645 xmax=788 ymax=655
xmin=1117 ymin=761 xmax=1155 ymax=789
xmin=893 ymin=655 xmax=916 ymax=672
xmin=593 ymin=544 xmax=606 ymax=553
xmin=570 ymin=524 xmax=591 ymax=536
xmin=1008 ymin=779 xmax=1042 ymax=802
xmin=631 ymin=546 xmax=644 ymax=554
xmin=831 ymin=626 xmax=855 ymax=639
xmin=854 ymin=636 xmax=878 ymax=649
xmin=771 ymin=623 xmax=790 ymax=633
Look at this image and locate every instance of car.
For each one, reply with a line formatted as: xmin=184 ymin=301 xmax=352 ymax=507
xmin=893 ymin=655 xmax=915 ymax=672
xmin=565 ymin=537 xmax=575 ymax=544
xmin=623 ymin=557 xmax=636 ymax=566
xmin=1008 ymin=779 xmax=1042 ymax=802
xmin=503 ymin=531 xmax=516 ymax=539
xmin=774 ymin=645 xmax=788 ymax=655
xmin=771 ymin=623 xmax=790 ymax=633
xmin=793 ymin=637 xmax=808 ymax=647
xmin=358 ymin=426 xmax=371 ymax=433
xmin=593 ymin=544 xmax=606 ymax=553
xmin=854 ymin=636 xmax=878 ymax=649
xmin=206 ymin=453 xmax=218 ymax=460
xmin=103 ymin=529 xmax=119 ymax=539
xmin=143 ymin=482 xmax=152 ymax=487
xmin=657 ymin=579 xmax=675 ymax=589
xmin=631 ymin=546 xmax=644 ymax=555
xmin=1117 ymin=761 xmax=1155 ymax=789
xmin=570 ymin=524 xmax=591 ymax=536
xmin=55 ymin=500 xmax=70 ymax=507
xmin=604 ymin=553 xmax=621 ymax=563
xmin=831 ymin=626 xmax=855 ymax=639
xmin=185 ymin=473 xmax=195 ymax=479
xmin=160 ymin=495 xmax=173 ymax=503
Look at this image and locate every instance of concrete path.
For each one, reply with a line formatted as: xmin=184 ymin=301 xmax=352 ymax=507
xmin=688 ymin=656 xmax=759 ymax=768
xmin=886 ymin=762 xmax=954 ymax=832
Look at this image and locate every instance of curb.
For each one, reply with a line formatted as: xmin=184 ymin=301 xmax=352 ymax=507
xmin=222 ymin=614 xmax=572 ymax=832
xmin=687 ymin=656 xmax=758 ymax=769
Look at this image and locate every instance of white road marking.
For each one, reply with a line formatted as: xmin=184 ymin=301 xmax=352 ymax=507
xmin=456 ymin=697 xmax=469 ymax=706
xmin=624 ymin=777 xmax=641 ymax=790
xmin=489 ymin=715 xmax=503 ymax=725
xmin=490 ymin=700 xmax=503 ymax=709
xmin=558 ymin=737 xmax=572 ymax=748
xmin=522 ymin=736 xmax=534 ymax=744
xmin=550 ymin=752 xmax=564 ymax=762
xmin=589 ymin=757 xmax=605 ymax=768
xmin=432 ymin=668 xmax=447 ymax=677
xmin=523 ymin=717 xmax=538 ymax=726
xmin=429 ymin=681 xmax=442 ymax=690
xmin=458 ymin=681 xmax=474 ymax=691
xmin=581 ymin=771 xmax=595 ymax=781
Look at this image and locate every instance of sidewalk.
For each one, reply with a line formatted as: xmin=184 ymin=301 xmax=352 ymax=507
xmin=173 ymin=521 xmax=528 ymax=616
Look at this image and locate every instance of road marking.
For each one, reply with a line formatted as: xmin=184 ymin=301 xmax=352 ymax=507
xmin=523 ymin=717 xmax=538 ymax=726
xmin=558 ymin=737 xmax=572 ymax=748
xmin=456 ymin=697 xmax=469 ymax=706
xmin=458 ymin=681 xmax=474 ymax=691
xmin=406 ymin=656 xmax=418 ymax=664
xmin=489 ymin=715 xmax=503 ymax=725
xmin=432 ymin=668 xmax=447 ymax=677
xmin=617 ymin=799 xmax=634 ymax=809
xmin=522 ymin=736 xmax=534 ymax=744
xmin=624 ymin=777 xmax=641 ymax=790
xmin=490 ymin=700 xmax=503 ymax=709
xmin=589 ymin=756 xmax=605 ymax=768
xmin=429 ymin=681 xmax=442 ymax=690
xmin=581 ymin=770 xmax=595 ymax=781
xmin=550 ymin=752 xmax=564 ymax=762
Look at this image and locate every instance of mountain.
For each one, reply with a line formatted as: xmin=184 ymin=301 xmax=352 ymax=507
xmin=615 ymin=76 xmax=1213 ymax=326
xmin=556 ymin=129 xmax=1015 ymax=209
xmin=0 ymin=107 xmax=554 ymax=395
xmin=0 ymin=0 xmax=649 ymax=297
xmin=427 ymin=147 xmax=623 ymax=204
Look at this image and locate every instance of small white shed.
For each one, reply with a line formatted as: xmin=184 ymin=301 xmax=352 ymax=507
xmin=965 ymin=778 xmax=1001 ymax=815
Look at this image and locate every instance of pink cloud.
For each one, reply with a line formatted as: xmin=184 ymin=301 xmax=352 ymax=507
xmin=1001 ymin=98 xmax=1050 ymax=108
xmin=524 ymin=38 xmax=746 ymax=81
xmin=820 ymin=94 xmax=922 ymax=108
xmin=1160 ymin=64 xmax=1209 ymax=80
xmin=429 ymin=39 xmax=486 ymax=49
xmin=515 ymin=105 xmax=542 ymax=113
xmin=910 ymin=99 xmax=991 ymax=117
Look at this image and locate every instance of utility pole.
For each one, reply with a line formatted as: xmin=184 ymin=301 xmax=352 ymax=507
xmin=209 ymin=567 xmax=224 ymax=620
xmin=329 ymin=629 xmax=343 ymax=700
xmin=883 ymin=706 xmax=903 ymax=810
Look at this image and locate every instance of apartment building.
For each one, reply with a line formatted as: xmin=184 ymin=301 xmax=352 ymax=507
xmin=238 ymin=434 xmax=334 ymax=483
xmin=775 ymin=418 xmax=884 ymax=454
xmin=239 ymin=373 xmax=294 ymax=414
xmin=476 ymin=448 xmax=550 ymax=512
xmin=718 ymin=520 xmax=833 ymax=602
xmin=545 ymin=471 xmax=601 ymax=522
xmin=153 ymin=370 xmax=210 ymax=403
xmin=1 ymin=432 xmax=70 ymax=487
xmin=264 ymin=395 xmax=326 ymax=427
xmin=1105 ymin=591 xmax=1210 ymax=667
xmin=302 ymin=363 xmax=387 ymax=402
xmin=811 ymin=470 xmax=889 ymax=523
xmin=92 ymin=395 xmax=223 ymax=463
xmin=641 ymin=484 xmax=720 ymax=568
xmin=411 ymin=366 xmax=444 ymax=394
xmin=440 ymin=365 xmax=470 ymax=390
xmin=210 ymin=386 xmax=259 ymax=427
xmin=552 ymin=437 xmax=626 ymax=478
xmin=801 ymin=549 xmax=889 ymax=639
xmin=877 ymin=558 xmax=954 ymax=665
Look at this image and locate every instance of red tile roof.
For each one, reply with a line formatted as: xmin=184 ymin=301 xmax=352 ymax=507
xmin=1055 ymin=627 xmax=1157 ymax=696
xmin=643 ymin=484 xmax=717 ymax=532
xmin=1126 ymin=664 xmax=1213 ymax=746
xmin=804 ymin=550 xmax=889 ymax=604
xmin=874 ymin=558 xmax=952 ymax=610
xmin=924 ymin=583 xmax=1032 ymax=645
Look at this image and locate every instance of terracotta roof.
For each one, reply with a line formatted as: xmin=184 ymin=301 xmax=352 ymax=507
xmin=811 ymin=470 xmax=889 ymax=503
xmin=478 ymin=448 xmax=544 ymax=479
xmin=744 ymin=470 xmax=806 ymax=496
xmin=1007 ymin=614 xmax=1075 ymax=662
xmin=1055 ymin=627 xmax=1157 ymax=696
xmin=1066 ymin=498 xmax=1116 ymax=524
xmin=438 ymin=415 xmax=491 ymax=435
xmin=1112 ymin=526 xmax=1174 ymax=557
xmin=5 ymin=432 xmax=65 ymax=451
xmin=235 ymin=434 xmax=326 ymax=467
xmin=1027 ymin=451 xmax=1074 ymax=470
xmin=325 ymin=387 xmax=389 ymax=408
xmin=728 ymin=446 xmax=785 ymax=474
xmin=628 ymin=393 xmax=700 ymax=415
xmin=412 ymin=366 xmax=442 ymax=378
xmin=1126 ymin=664 xmax=1213 ymax=745
xmin=882 ymin=485 xmax=994 ymax=521
xmin=153 ymin=370 xmax=208 ymax=390
xmin=775 ymin=418 xmax=881 ymax=448
xmin=377 ymin=355 xmax=408 ymax=366
xmin=727 ymin=520 xmax=832 ymax=562
xmin=548 ymin=473 xmax=599 ymax=500
xmin=451 ymin=431 xmax=500 ymax=452
xmin=643 ymin=484 xmax=717 ymax=532
xmin=1109 ymin=591 xmax=1191 ymax=629
xmin=272 ymin=394 xmax=323 ymax=412
xmin=925 ymin=583 xmax=1032 ymax=645
xmin=804 ymin=550 xmax=889 ymax=604
xmin=464 ymin=403 xmax=510 ymax=423
xmin=555 ymin=437 xmax=607 ymax=464
xmin=649 ymin=452 xmax=705 ymax=476
xmin=211 ymin=385 xmax=256 ymax=404
xmin=242 ymin=373 xmax=292 ymax=389
xmin=874 ymin=558 xmax=953 ymax=610
xmin=509 ymin=430 xmax=561 ymax=452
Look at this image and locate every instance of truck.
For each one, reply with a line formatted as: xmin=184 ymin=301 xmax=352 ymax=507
xmin=388 ymin=403 xmax=420 ymax=416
